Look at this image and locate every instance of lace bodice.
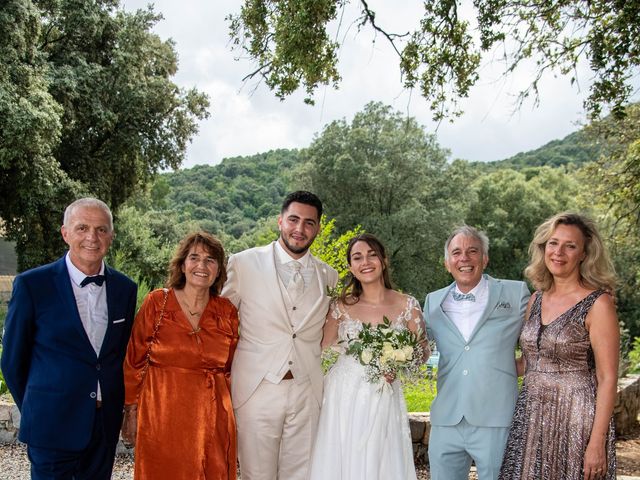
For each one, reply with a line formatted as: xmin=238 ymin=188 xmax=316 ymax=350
xmin=330 ymin=295 xmax=424 ymax=347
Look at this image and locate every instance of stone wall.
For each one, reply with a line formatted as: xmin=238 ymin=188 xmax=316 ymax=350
xmin=615 ymin=374 xmax=640 ymax=436
xmin=0 ymin=398 xmax=20 ymax=444
xmin=1 ymin=375 xmax=639 ymax=453
xmin=408 ymin=374 xmax=640 ymax=462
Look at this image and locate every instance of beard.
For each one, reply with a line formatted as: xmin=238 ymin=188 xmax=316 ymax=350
xmin=280 ymin=234 xmax=314 ymax=255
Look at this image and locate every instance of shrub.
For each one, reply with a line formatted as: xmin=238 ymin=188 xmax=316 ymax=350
xmin=0 ymin=346 xmax=8 ymax=396
xmin=0 ymin=304 xmax=6 ymax=341
xmin=628 ymin=337 xmax=640 ymax=374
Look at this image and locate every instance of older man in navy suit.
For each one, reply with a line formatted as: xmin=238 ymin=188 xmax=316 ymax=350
xmin=1 ymin=197 xmax=137 ymax=480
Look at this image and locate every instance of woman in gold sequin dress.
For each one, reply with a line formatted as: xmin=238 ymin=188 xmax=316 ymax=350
xmin=499 ymin=213 xmax=618 ymax=480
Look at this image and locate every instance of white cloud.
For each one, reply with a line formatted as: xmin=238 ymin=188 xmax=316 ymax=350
xmin=122 ymin=0 xmax=638 ymax=168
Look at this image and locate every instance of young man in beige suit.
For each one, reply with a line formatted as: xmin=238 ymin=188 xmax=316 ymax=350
xmin=222 ymin=191 xmax=338 ymax=480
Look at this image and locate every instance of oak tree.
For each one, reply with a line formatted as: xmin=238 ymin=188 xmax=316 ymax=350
xmin=229 ymin=0 xmax=639 ymax=120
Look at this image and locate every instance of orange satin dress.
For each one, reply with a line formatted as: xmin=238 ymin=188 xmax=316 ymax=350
xmin=124 ymin=288 xmax=239 ymax=480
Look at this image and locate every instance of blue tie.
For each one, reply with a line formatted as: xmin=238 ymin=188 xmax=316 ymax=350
xmin=80 ymin=275 xmax=105 ymax=287
xmin=452 ymin=291 xmax=475 ymax=302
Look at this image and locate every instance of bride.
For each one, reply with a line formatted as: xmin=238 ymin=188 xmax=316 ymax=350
xmin=308 ymin=233 xmax=428 ymax=480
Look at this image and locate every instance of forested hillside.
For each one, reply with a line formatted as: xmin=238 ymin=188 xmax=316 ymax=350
xmin=105 ymin=102 xmax=640 ymax=341
xmin=158 ymin=119 xmax=592 ymax=241
xmin=163 ymin=149 xmax=301 ymax=237
xmin=472 ymin=130 xmax=601 ymax=170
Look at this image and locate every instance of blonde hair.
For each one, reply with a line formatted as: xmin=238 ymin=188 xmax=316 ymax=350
xmin=524 ymin=212 xmax=617 ymax=292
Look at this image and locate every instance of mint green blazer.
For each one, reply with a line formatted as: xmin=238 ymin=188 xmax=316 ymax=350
xmin=425 ymin=275 xmax=529 ymax=427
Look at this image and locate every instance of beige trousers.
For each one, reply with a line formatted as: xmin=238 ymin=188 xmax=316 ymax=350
xmin=235 ymin=378 xmax=320 ymax=480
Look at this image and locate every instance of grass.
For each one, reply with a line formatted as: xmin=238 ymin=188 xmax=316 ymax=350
xmin=403 ymin=367 xmax=437 ymax=412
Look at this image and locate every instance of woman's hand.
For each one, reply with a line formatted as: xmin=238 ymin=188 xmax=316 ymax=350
xmin=384 ymin=371 xmax=396 ymax=384
xmin=583 ymin=440 xmax=607 ymax=480
xmin=121 ymin=405 xmax=138 ymax=448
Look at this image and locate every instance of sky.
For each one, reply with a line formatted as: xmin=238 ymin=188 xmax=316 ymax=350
xmin=121 ymin=0 xmax=634 ymax=168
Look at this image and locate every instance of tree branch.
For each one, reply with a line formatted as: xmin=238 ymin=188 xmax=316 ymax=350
xmin=358 ymin=0 xmax=408 ymax=57
xmin=241 ymin=60 xmax=273 ymax=83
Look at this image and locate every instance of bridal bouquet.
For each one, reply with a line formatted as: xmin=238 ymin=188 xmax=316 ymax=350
xmin=343 ymin=316 xmax=424 ymax=385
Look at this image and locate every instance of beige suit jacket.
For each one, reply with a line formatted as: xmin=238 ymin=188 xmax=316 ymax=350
xmin=222 ymin=242 xmax=338 ymax=408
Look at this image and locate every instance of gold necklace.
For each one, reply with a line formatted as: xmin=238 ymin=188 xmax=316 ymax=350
xmin=183 ymin=301 xmax=201 ymax=316
xmin=179 ymin=293 xmax=205 ymax=316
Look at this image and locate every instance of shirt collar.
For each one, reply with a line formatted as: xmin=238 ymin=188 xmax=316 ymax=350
xmin=274 ymin=240 xmax=311 ymax=268
xmin=65 ymin=252 xmax=105 ymax=287
xmin=453 ymin=274 xmax=487 ymax=298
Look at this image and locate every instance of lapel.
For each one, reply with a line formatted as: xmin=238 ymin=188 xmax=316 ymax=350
xmin=99 ymin=264 xmax=119 ymax=358
xmin=435 ymin=283 xmax=467 ymax=343
xmin=295 ymin=255 xmax=327 ymax=330
xmin=52 ymin=256 xmax=96 ymax=356
xmin=266 ymin=242 xmax=295 ymax=329
xmin=467 ymin=275 xmax=502 ymax=342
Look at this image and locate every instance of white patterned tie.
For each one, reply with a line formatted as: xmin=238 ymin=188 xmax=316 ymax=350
xmin=287 ymin=261 xmax=304 ymax=301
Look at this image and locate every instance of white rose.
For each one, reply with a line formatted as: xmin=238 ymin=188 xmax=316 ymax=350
xmin=402 ymin=346 xmax=414 ymax=360
xmin=394 ymin=349 xmax=406 ymax=362
xmin=361 ymin=348 xmax=373 ymax=365
xmin=380 ymin=352 xmax=391 ymax=365
xmin=382 ymin=342 xmax=394 ymax=354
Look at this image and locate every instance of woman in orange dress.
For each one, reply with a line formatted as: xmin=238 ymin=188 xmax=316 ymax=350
xmin=121 ymin=232 xmax=239 ymax=480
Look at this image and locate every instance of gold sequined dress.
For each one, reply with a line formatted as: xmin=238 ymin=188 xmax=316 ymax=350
xmin=499 ymin=290 xmax=616 ymax=480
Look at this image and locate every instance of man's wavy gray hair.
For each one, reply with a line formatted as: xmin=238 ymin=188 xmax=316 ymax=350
xmin=444 ymin=225 xmax=489 ymax=260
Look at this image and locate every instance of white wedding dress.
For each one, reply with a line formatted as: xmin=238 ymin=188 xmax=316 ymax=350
xmin=308 ymin=296 xmax=422 ymax=480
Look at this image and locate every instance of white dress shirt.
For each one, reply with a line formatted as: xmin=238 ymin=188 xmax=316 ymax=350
xmin=274 ymin=240 xmax=314 ymax=291
xmin=65 ymin=254 xmax=108 ymax=399
xmin=442 ymin=275 xmax=489 ymax=342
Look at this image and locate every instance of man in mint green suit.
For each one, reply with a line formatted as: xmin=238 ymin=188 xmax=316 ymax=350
xmin=425 ymin=226 xmax=529 ymax=480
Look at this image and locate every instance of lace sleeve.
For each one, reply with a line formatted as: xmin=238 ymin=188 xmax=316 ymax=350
xmin=322 ymin=300 xmax=343 ymax=350
xmin=405 ymin=295 xmax=430 ymax=360
xmin=329 ymin=300 xmax=342 ymax=321
xmin=404 ymin=296 xmax=425 ymax=333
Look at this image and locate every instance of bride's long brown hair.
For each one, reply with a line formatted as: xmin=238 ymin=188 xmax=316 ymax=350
xmin=340 ymin=233 xmax=394 ymax=305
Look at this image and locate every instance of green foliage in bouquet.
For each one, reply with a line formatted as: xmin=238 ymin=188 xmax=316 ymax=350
xmin=343 ymin=316 xmax=423 ymax=385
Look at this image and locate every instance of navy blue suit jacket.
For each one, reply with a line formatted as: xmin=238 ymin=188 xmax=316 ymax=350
xmin=1 ymin=256 xmax=137 ymax=451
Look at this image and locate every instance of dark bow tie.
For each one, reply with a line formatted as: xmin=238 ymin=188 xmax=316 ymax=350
xmin=80 ymin=275 xmax=105 ymax=287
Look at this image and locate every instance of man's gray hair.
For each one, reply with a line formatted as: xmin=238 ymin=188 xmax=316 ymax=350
xmin=444 ymin=225 xmax=489 ymax=260
xmin=63 ymin=198 xmax=113 ymax=231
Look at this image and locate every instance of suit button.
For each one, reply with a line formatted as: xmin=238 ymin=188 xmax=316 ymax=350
xmin=464 ymin=346 xmax=470 ymax=351
xmin=90 ymin=392 xmax=97 ymax=399
xmin=462 ymin=369 xmax=469 ymax=376
xmin=96 ymin=364 xmax=101 ymax=371
xmin=288 ymin=361 xmax=293 ymax=365
xmin=292 ymin=306 xmax=297 ymax=311
xmin=292 ymin=333 xmax=297 ymax=339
